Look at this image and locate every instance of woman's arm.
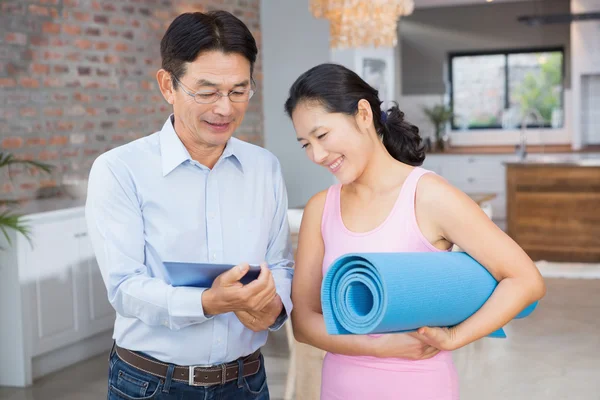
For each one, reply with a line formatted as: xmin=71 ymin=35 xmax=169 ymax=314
xmin=292 ymin=190 xmax=439 ymax=359
xmin=414 ymin=174 xmax=546 ymax=350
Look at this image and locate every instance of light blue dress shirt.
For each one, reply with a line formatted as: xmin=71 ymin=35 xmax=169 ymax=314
xmin=85 ymin=116 xmax=294 ymax=366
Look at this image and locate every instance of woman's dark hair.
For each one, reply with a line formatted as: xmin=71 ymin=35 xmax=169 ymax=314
xmin=160 ymin=11 xmax=258 ymax=88
xmin=284 ymin=63 xmax=425 ymax=166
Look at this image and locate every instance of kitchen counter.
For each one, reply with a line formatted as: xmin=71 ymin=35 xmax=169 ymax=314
xmin=427 ymin=144 xmax=600 ymax=155
xmin=505 ymin=155 xmax=600 ymax=167
xmin=15 ymin=196 xmax=86 ymax=217
xmin=506 ymin=162 xmax=600 ymax=262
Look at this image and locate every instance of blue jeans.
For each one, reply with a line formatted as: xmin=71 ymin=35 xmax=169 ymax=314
xmin=107 ymin=348 xmax=270 ymax=400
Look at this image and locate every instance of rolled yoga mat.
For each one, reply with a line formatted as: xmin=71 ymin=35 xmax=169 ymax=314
xmin=321 ymin=252 xmax=538 ymax=338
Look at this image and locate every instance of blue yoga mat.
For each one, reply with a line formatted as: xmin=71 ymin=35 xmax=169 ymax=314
xmin=321 ymin=252 xmax=537 ymax=338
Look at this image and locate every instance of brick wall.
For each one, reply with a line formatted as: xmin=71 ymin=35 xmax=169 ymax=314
xmin=1 ymin=0 xmax=263 ymax=201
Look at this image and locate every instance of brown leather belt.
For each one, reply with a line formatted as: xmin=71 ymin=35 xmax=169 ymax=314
xmin=114 ymin=345 xmax=261 ymax=386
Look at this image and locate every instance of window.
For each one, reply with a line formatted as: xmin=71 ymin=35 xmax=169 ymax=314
xmin=449 ymin=48 xmax=564 ymax=130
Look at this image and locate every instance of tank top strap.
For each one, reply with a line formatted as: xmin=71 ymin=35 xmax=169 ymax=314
xmin=321 ymin=183 xmax=343 ymax=240
xmin=396 ymin=167 xmax=435 ymax=214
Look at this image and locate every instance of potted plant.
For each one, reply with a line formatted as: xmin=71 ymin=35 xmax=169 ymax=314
xmin=422 ymin=104 xmax=454 ymax=151
xmin=0 ymin=152 xmax=53 ymax=247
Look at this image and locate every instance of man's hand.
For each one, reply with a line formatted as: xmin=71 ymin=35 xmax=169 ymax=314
xmin=235 ymin=295 xmax=284 ymax=332
xmin=201 ymin=263 xmax=277 ymax=316
xmin=370 ymin=332 xmax=441 ymax=360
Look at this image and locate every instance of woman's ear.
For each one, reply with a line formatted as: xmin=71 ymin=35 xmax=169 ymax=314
xmin=355 ymin=99 xmax=373 ymax=134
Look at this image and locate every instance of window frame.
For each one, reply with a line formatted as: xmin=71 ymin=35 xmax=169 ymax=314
xmin=448 ymin=46 xmax=566 ymax=131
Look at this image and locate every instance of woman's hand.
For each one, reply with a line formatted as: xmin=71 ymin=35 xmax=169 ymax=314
xmin=412 ymin=326 xmax=461 ymax=351
xmin=370 ymin=332 xmax=441 ymax=360
xmin=415 ymin=174 xmax=546 ymax=347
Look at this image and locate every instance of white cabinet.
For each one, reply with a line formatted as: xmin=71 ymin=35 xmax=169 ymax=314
xmin=0 ymin=206 xmax=114 ymax=387
xmin=570 ymin=0 xmax=600 ymax=148
xmin=422 ymin=152 xmax=600 ymax=222
xmin=21 ymin=217 xmax=82 ymax=358
xmin=422 ymin=154 xmax=509 ymax=220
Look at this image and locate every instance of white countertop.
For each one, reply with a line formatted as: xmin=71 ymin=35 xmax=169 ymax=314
xmin=13 ymin=197 xmax=307 ymax=232
xmin=16 ymin=196 xmax=85 ymax=217
xmin=504 ymin=154 xmax=600 ymax=167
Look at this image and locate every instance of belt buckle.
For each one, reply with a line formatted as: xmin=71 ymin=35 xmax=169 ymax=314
xmin=188 ymin=364 xmax=227 ymax=386
xmin=188 ymin=365 xmax=210 ymax=387
xmin=188 ymin=366 xmax=198 ymax=386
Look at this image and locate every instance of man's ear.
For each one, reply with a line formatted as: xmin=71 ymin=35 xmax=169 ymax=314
xmin=157 ymin=69 xmax=175 ymax=105
xmin=355 ymin=98 xmax=373 ymax=133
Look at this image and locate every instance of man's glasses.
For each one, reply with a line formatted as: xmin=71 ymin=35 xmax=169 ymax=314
xmin=172 ymin=75 xmax=255 ymax=104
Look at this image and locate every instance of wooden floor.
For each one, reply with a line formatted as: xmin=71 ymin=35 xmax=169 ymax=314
xmin=0 ymin=327 xmax=290 ymax=400
xmin=1 ymin=277 xmax=599 ymax=400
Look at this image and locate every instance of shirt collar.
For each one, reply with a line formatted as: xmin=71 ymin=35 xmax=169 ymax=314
xmin=159 ymin=115 xmax=191 ymax=176
xmin=221 ymin=137 xmax=245 ymax=174
xmin=159 ymin=115 xmax=245 ymax=176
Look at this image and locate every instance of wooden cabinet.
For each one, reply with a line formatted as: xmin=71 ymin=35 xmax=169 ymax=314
xmin=506 ymin=163 xmax=600 ymax=262
xmin=0 ymin=207 xmax=114 ymax=387
xmin=422 ymin=153 xmax=600 ymax=228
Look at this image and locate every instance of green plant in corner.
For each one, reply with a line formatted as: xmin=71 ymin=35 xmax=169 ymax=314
xmin=513 ymin=52 xmax=562 ymax=124
xmin=422 ymin=104 xmax=454 ymax=151
xmin=0 ymin=152 xmax=53 ymax=247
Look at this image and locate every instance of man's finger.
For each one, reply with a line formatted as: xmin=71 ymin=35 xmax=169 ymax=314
xmin=218 ymin=263 xmax=250 ymax=285
xmin=246 ymin=283 xmax=276 ymax=311
xmin=253 ymin=287 xmax=277 ymax=311
xmin=251 ymin=272 xmax=277 ymax=309
xmin=243 ymin=264 xmax=272 ymax=293
xmin=257 ymin=264 xmax=272 ymax=280
xmin=235 ymin=310 xmax=253 ymax=325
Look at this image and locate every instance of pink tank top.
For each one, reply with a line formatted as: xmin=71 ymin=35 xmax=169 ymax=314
xmin=320 ymin=167 xmax=454 ymax=365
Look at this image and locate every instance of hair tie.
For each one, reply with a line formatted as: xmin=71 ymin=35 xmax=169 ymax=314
xmin=381 ymin=110 xmax=387 ymax=124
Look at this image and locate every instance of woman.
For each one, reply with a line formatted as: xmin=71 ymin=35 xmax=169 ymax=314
xmin=284 ymin=63 xmax=545 ymax=400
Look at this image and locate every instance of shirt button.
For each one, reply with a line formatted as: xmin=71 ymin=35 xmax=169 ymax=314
xmin=212 ymin=254 xmax=217 ymax=261
xmin=162 ymin=321 xmax=168 ymax=327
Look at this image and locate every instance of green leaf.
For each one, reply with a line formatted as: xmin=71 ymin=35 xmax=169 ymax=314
xmin=0 ymin=210 xmax=31 ymax=247
xmin=0 ymin=151 xmax=51 ymax=249
xmin=0 ymin=152 xmax=53 ymax=174
xmin=512 ymin=52 xmax=563 ymax=125
xmin=0 ymin=199 xmax=19 ymax=207
xmin=422 ymin=104 xmax=454 ymax=137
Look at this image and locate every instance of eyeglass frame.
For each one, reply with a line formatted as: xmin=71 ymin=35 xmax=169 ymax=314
xmin=171 ymin=74 xmax=256 ymax=104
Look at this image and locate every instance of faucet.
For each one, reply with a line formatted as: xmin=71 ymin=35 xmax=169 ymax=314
xmin=516 ymin=108 xmax=544 ymax=161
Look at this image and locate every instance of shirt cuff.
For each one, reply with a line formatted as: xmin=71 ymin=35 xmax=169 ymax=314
xmin=269 ymin=290 xmax=292 ymax=331
xmin=167 ymin=286 xmax=214 ymax=330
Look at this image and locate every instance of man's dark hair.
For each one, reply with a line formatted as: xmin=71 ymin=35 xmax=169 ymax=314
xmin=160 ymin=11 xmax=258 ymax=88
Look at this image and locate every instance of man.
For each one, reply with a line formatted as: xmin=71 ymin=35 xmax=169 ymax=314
xmin=85 ymin=11 xmax=293 ymax=400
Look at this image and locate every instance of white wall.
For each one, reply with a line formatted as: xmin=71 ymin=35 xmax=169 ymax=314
xmin=571 ymin=0 xmax=600 ymax=147
xmin=397 ymin=0 xmax=573 ymax=147
xmin=331 ymin=46 xmax=397 ymax=110
xmin=398 ymin=94 xmax=446 ymax=140
xmin=415 ymin=0 xmax=532 ymax=8
xmin=400 ymin=0 xmax=571 ymax=95
xmin=261 ymin=0 xmax=333 ymax=208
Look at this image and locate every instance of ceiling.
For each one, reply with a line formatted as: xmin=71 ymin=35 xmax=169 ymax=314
xmin=414 ymin=0 xmax=546 ymax=8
